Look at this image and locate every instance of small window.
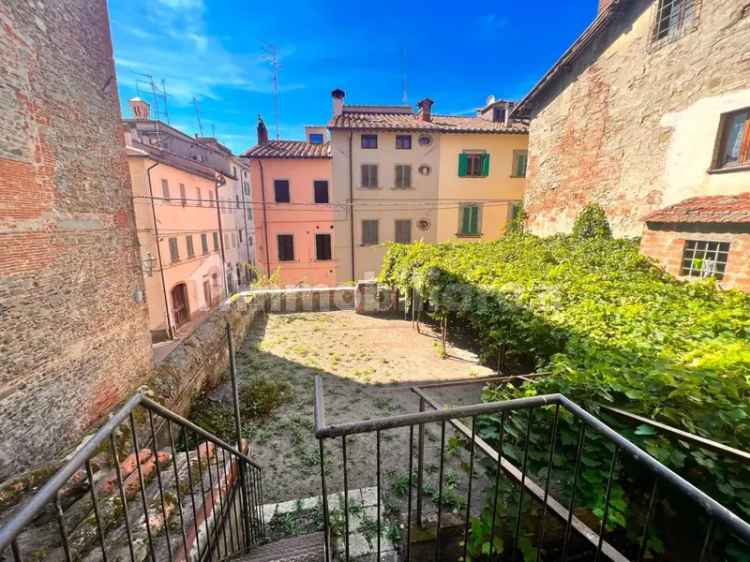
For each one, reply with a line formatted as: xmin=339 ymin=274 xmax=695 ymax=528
xmin=509 ymin=201 xmax=523 ymax=221
xmin=653 ymin=0 xmax=697 ymax=42
xmin=309 ymin=133 xmax=324 ymax=145
xmin=274 ymin=180 xmax=290 ymax=203
xmin=213 ymin=232 xmax=219 ymax=251
xmin=186 ymin=235 xmax=195 ymax=257
xmin=458 ymin=153 xmax=489 ymax=177
xmin=233 ymin=166 xmax=237 ymax=177
xmin=161 ymin=179 xmax=171 ymax=203
xmin=459 ymin=204 xmax=481 ymax=236
xmin=315 ymin=233 xmax=332 ymax=261
xmin=179 ymin=184 xmax=187 ymax=206
xmin=314 ymin=180 xmax=329 ymax=203
xmin=236 ymin=195 xmax=240 ymax=209
xmin=243 ymin=181 xmax=250 ymax=195
xmin=493 ymin=107 xmax=506 ymax=123
xmin=713 ymin=108 xmax=750 ymax=170
xmin=396 ymin=135 xmax=412 ymax=149
xmin=418 ymin=135 xmax=432 ymax=146
xmin=201 ymin=233 xmax=209 ymax=255
xmin=395 ymin=165 xmax=412 ymax=189
xmin=512 ymin=150 xmax=529 ymax=177
xmin=277 ymin=234 xmax=295 ymax=261
xmin=361 ymin=164 xmax=378 ymax=188
xmin=239 ymin=229 xmax=243 ymax=243
xmin=196 ymin=187 xmax=202 ymax=206
xmin=681 ymin=240 xmax=730 ymax=280
xmin=362 ymin=220 xmax=379 ymax=245
xmin=361 ymin=134 xmax=378 ymax=149
xmin=208 ymin=190 xmax=215 ymax=208
xmin=247 ymin=208 xmax=253 ymax=220
xmin=168 ymin=237 xmax=179 ymax=262
xmin=395 ymin=219 xmax=412 ymax=244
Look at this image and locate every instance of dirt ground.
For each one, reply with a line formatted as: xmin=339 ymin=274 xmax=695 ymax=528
xmin=224 ymin=310 xmax=497 ymax=504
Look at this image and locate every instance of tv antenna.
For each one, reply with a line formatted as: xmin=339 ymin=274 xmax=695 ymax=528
xmin=193 ymin=97 xmax=204 ymax=137
xmin=400 ymin=48 xmax=408 ymax=105
xmin=262 ymin=44 xmax=281 ymax=140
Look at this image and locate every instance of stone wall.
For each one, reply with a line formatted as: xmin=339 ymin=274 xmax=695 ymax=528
xmin=523 ymin=1 xmax=750 ymax=238
xmin=148 ymin=287 xmax=357 ymax=418
xmin=640 ymin=223 xmax=750 ymax=292
xmin=0 ymin=2 xmax=152 ymax=480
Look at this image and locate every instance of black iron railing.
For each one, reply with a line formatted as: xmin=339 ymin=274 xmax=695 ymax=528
xmin=0 ymin=393 xmax=265 ymax=562
xmin=314 ymin=376 xmax=750 ymax=562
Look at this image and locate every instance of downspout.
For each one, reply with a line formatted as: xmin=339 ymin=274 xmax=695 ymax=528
xmin=215 ymin=176 xmax=229 ymax=296
xmin=258 ymin=159 xmax=271 ymax=277
xmin=145 ymin=161 xmax=174 ymax=339
xmin=348 ymin=131 xmax=355 ymax=282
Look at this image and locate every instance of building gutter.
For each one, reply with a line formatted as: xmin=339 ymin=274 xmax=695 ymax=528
xmin=145 ymin=161 xmax=174 ymax=339
xmin=215 ymin=176 xmax=229 ymax=296
xmin=348 ymin=131 xmax=355 ymax=282
xmin=258 ymin=159 xmax=272 ymax=277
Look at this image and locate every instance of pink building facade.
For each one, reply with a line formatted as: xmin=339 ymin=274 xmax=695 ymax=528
xmin=244 ymin=121 xmax=336 ymax=286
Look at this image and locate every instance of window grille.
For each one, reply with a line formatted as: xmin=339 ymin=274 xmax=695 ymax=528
xmin=680 ymin=240 xmax=730 ymax=280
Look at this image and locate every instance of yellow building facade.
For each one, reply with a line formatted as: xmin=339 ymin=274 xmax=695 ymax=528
xmin=437 ymin=131 xmax=528 ymax=242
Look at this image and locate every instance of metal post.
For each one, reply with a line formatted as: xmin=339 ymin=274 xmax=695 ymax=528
xmin=416 ymin=398 xmax=425 ymax=527
xmin=227 ymin=322 xmax=253 ymax=548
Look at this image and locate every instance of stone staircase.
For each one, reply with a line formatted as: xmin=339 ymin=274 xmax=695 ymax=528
xmin=228 ymin=532 xmax=324 ymax=562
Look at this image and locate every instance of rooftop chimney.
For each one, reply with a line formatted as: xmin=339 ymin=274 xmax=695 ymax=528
xmin=257 ymin=115 xmax=269 ymax=145
xmin=486 ymin=95 xmax=496 ymax=107
xmin=417 ymin=98 xmax=434 ymax=122
xmin=332 ymin=89 xmax=345 ymax=117
xmin=129 ymin=97 xmax=150 ymax=120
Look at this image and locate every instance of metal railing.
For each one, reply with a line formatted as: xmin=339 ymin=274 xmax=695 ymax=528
xmin=313 ymin=376 xmax=750 ymax=562
xmin=0 ymin=393 xmax=265 ymax=562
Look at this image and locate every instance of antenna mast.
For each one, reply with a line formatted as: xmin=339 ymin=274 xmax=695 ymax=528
xmin=193 ymin=97 xmax=204 ymax=137
xmin=401 ymin=48 xmax=408 ymax=105
xmin=263 ymin=44 xmax=281 ymax=140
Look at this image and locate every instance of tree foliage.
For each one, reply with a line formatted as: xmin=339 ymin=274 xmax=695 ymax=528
xmin=571 ymin=204 xmax=612 ymax=240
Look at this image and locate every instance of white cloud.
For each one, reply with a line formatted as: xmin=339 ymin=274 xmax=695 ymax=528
xmin=112 ymin=0 xmax=302 ymax=106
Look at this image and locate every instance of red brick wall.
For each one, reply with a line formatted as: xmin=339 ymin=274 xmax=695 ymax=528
xmin=640 ymin=225 xmax=750 ymax=292
xmin=523 ymin=0 xmax=750 ymax=237
xmin=0 ymin=1 xmax=152 ymax=479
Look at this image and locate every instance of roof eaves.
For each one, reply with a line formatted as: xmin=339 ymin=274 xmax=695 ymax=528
xmin=512 ymin=0 xmax=627 ymax=117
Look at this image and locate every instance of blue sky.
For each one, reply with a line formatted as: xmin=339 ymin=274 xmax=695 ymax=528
xmin=110 ymin=0 xmax=597 ymax=154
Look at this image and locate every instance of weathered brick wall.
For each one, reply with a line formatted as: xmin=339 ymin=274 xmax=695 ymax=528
xmin=640 ymin=224 xmax=750 ymax=291
xmin=524 ymin=1 xmax=750 ymax=237
xmin=0 ymin=2 xmax=152 ymax=479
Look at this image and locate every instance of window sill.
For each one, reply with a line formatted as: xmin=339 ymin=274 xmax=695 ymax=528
xmin=510 ymin=175 xmax=527 ymax=179
xmin=358 ymin=186 xmax=381 ymax=190
xmin=456 ymin=233 xmax=483 ymax=238
xmin=707 ymin=164 xmax=750 ymax=175
xmin=458 ymin=175 xmax=489 ymax=179
xmin=391 ymin=186 xmax=415 ymax=190
xmin=360 ymin=243 xmax=380 ymax=247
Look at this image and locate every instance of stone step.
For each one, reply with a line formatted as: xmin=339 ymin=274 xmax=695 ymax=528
xmin=230 ymin=532 xmax=324 ymax=562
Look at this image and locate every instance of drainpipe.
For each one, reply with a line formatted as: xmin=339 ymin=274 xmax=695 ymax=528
xmin=215 ymin=175 xmax=229 ymax=296
xmin=145 ymin=161 xmax=174 ymax=339
xmin=348 ymin=132 xmax=355 ymax=282
xmin=258 ymin=159 xmax=272 ymax=277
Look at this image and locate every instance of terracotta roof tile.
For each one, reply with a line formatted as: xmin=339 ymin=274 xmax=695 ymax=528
xmin=328 ymin=107 xmax=528 ymax=134
xmin=242 ymin=140 xmax=331 ymax=159
xmin=644 ymin=193 xmax=750 ymax=224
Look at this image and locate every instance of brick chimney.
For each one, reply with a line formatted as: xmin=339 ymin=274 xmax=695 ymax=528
xmin=417 ymin=98 xmax=433 ymax=122
xmin=128 ymin=97 xmax=150 ymax=120
xmin=257 ymin=115 xmax=269 ymax=145
xmin=331 ymin=89 xmax=345 ymax=117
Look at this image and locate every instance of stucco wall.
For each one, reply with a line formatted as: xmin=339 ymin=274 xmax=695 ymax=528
xmin=129 ymin=156 xmax=224 ymax=334
xmin=524 ymin=0 xmax=750 ymax=237
xmin=0 ymin=1 xmax=152 ymax=479
xmin=250 ymin=157 xmax=335 ymax=286
xmin=436 ymin=133 xmax=528 ymax=241
xmin=330 ymin=130 xmax=441 ymax=282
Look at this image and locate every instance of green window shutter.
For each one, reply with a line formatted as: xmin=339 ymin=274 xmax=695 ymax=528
xmin=469 ymin=206 xmax=479 ymax=234
xmin=461 ymin=206 xmax=470 ymax=234
xmin=481 ymin=154 xmax=490 ymax=177
xmin=458 ymin=154 xmax=468 ymax=177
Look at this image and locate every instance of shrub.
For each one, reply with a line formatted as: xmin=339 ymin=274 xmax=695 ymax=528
xmin=379 ymin=232 xmax=750 ymax=557
xmin=571 ymin=203 xmax=612 ymax=239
